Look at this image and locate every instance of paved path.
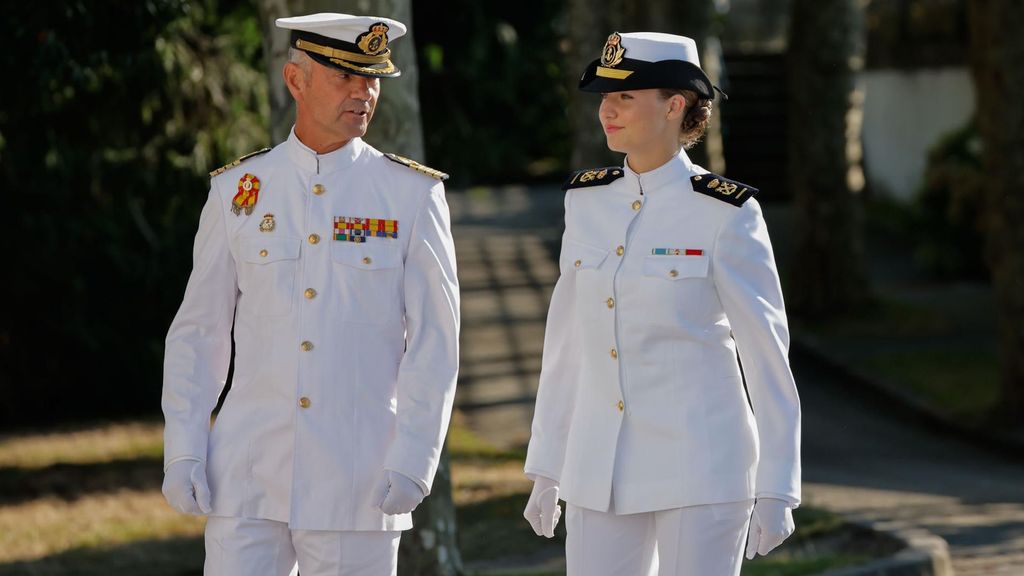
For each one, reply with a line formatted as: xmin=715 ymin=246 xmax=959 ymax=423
xmin=447 ymin=186 xmax=1024 ymax=575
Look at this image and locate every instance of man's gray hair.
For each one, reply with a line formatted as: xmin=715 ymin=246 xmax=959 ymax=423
xmin=288 ymin=47 xmax=312 ymax=75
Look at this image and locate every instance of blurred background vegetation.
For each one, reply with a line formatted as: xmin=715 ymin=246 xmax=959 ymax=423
xmin=0 ymin=0 xmax=576 ymax=428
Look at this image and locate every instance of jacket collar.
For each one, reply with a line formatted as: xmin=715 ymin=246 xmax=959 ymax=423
xmin=622 ymin=148 xmax=696 ymax=196
xmin=286 ymin=127 xmax=364 ymax=175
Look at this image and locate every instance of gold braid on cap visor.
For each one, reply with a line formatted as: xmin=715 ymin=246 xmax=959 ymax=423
xmin=295 ymin=38 xmax=396 ymax=74
xmin=596 ymin=67 xmax=634 ymax=79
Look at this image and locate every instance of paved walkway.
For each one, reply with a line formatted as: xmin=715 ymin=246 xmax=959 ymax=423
xmin=447 ymin=186 xmax=1024 ymax=575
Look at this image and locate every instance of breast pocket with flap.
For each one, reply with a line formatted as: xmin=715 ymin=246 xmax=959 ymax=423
xmin=330 ymin=242 xmax=404 ymax=326
xmin=239 ymin=236 xmax=302 ymax=317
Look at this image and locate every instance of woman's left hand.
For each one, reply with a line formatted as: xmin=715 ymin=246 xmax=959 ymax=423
xmin=745 ymin=497 xmax=795 ymax=559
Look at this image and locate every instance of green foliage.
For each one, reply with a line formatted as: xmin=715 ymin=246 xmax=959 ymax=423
xmin=912 ymin=120 xmax=988 ymax=281
xmin=0 ymin=0 xmax=268 ymax=428
xmin=413 ymin=1 xmax=570 ymax=186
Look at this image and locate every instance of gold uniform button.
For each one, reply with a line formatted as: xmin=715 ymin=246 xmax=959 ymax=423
xmin=610 ymin=348 xmax=618 ymax=359
xmin=617 ymin=400 xmax=625 ymax=412
xmin=308 ymin=233 xmax=321 ymax=245
xmin=300 ymin=340 xmax=314 ymax=352
xmin=299 ymin=397 xmax=311 ymax=409
xmin=669 ymin=269 xmax=679 ymax=278
xmin=694 ymin=175 xmax=702 ymax=181
xmin=606 ymin=297 xmax=615 ymax=309
xmin=312 ymin=184 xmax=325 ymax=195
xmin=632 ymin=200 xmax=642 ymax=211
xmin=574 ymin=259 xmax=582 ymax=268
xmin=362 ymin=256 xmax=372 ymax=265
xmin=616 ymin=245 xmax=625 ymax=256
xmin=259 ymin=249 xmax=269 ymax=257
xmin=304 ymin=288 xmax=317 ymax=299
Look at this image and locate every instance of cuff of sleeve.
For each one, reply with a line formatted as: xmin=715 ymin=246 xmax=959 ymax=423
xmin=756 ymin=492 xmax=801 ymax=509
xmin=386 ymin=468 xmax=429 ymax=497
xmin=164 ymin=455 xmax=204 ymax=473
xmin=523 ymin=466 xmax=561 ymax=484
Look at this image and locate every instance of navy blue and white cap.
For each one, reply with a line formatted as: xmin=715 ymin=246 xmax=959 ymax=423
xmin=578 ymin=32 xmax=724 ymax=99
xmin=276 ymin=13 xmax=408 ymax=78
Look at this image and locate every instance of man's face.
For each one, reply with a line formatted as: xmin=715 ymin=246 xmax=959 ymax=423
xmin=293 ymin=59 xmax=380 ymax=145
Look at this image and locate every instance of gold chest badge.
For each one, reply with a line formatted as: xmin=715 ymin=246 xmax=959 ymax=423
xmin=259 ymin=213 xmax=276 ymax=232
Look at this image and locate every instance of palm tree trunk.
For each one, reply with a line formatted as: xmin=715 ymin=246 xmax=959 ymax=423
xmin=968 ymin=0 xmax=1024 ymax=420
xmin=786 ymin=0 xmax=870 ymax=317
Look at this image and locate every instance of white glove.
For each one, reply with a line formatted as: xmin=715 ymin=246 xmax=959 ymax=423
xmin=378 ymin=471 xmax=427 ymax=515
xmin=745 ymin=497 xmax=795 ymax=559
xmin=162 ymin=459 xmax=212 ymax=515
xmin=523 ymin=475 xmax=561 ymax=538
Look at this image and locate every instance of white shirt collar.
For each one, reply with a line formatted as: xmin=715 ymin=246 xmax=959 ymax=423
xmin=286 ymin=127 xmax=364 ymax=175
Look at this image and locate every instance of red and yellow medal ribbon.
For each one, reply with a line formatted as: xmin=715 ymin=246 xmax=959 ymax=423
xmin=232 ymin=173 xmax=261 ymax=216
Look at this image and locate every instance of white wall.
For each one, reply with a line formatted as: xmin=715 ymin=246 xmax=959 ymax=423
xmin=861 ymin=67 xmax=975 ymax=201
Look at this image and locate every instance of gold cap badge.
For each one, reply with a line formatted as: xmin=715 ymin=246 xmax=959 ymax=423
xmin=601 ymin=32 xmax=626 ymax=68
xmin=357 ymin=22 xmax=390 ymax=56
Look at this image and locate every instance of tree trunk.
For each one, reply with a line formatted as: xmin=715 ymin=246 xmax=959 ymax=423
xmin=786 ymin=0 xmax=870 ymax=317
xmin=968 ymin=0 xmax=1024 ymax=420
xmin=256 ymin=0 xmax=464 ymax=572
xmin=566 ymin=0 xmax=724 ymax=171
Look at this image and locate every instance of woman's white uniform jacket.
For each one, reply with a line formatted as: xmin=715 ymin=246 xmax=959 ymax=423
xmin=525 ymin=150 xmax=800 ymax=515
xmin=162 ymin=130 xmax=460 ymax=531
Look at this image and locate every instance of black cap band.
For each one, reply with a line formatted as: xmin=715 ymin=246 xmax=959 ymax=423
xmin=579 ymin=57 xmax=723 ymax=99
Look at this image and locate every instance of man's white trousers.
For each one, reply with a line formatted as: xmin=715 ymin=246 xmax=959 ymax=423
xmin=565 ymin=499 xmax=754 ymax=576
xmin=204 ymin=517 xmax=400 ymax=576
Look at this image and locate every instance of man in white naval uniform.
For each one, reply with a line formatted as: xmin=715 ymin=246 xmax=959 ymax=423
xmin=161 ymin=13 xmax=459 ymax=576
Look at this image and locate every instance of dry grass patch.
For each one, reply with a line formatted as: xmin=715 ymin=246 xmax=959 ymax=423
xmin=0 ymin=421 xmax=163 ymax=469
xmin=0 ymin=488 xmax=204 ymax=564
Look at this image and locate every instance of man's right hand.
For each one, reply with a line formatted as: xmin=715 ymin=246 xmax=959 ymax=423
xmin=162 ymin=459 xmax=212 ymax=515
xmin=523 ymin=475 xmax=561 ymax=538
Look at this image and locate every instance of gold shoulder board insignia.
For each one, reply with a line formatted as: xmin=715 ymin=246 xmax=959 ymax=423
xmin=690 ymin=173 xmax=758 ymax=206
xmin=563 ymin=166 xmax=624 ymax=191
xmin=209 ymin=147 xmax=272 ymax=178
xmin=384 ymin=153 xmax=449 ymax=181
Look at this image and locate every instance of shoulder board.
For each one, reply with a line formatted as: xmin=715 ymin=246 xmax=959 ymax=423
xmin=562 ymin=166 xmax=624 ymax=191
xmin=384 ymin=153 xmax=449 ymax=181
xmin=690 ymin=173 xmax=758 ymax=206
xmin=209 ymin=148 xmax=272 ymax=178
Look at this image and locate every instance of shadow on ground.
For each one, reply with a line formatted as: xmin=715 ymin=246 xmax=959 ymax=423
xmin=0 ymin=536 xmax=203 ymax=576
xmin=0 ymin=457 xmax=163 ymax=506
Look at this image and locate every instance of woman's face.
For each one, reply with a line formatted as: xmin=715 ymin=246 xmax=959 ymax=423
xmin=599 ymin=89 xmax=685 ymax=158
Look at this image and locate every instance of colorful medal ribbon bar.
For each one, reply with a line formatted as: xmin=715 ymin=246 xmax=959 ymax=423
xmin=334 ymin=216 xmax=399 ymax=242
xmin=651 ymin=248 xmax=704 ymax=256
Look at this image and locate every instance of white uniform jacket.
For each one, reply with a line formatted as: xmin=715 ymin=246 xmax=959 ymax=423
xmin=524 ymin=150 xmax=800 ymax=515
xmin=162 ymin=130 xmax=460 ymax=531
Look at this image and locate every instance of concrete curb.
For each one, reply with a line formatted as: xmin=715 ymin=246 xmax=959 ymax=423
xmin=821 ymin=517 xmax=953 ymax=576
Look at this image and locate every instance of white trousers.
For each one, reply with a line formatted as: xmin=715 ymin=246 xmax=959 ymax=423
xmin=204 ymin=517 xmax=401 ymax=576
xmin=565 ymin=499 xmax=754 ymax=576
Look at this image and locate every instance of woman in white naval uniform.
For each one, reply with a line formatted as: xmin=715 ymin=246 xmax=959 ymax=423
xmin=523 ymin=32 xmax=801 ymax=575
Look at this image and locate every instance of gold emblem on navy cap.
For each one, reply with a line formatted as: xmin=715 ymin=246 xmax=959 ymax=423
xmin=597 ymin=32 xmax=633 ymax=80
xmin=601 ymin=32 xmax=625 ymax=67
xmin=357 ymin=22 xmax=390 ymax=56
